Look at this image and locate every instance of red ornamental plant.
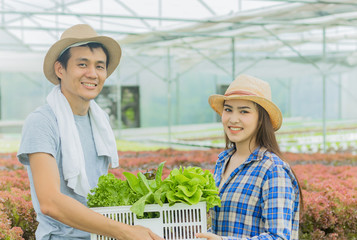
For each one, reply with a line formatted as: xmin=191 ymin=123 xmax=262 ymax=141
xmin=0 ymin=188 xmax=37 ymax=240
xmin=0 ymin=153 xmax=37 ymax=240
xmin=0 ymin=201 xmax=24 ymax=240
xmin=0 ymin=169 xmax=30 ymax=191
xmin=294 ymin=164 xmax=357 ymax=239
xmin=0 ymin=153 xmax=22 ymax=170
xmin=283 ymin=152 xmax=357 ymax=165
xmin=1 ymin=150 xmax=357 ymax=239
xmin=117 ymin=149 xmax=220 ymax=170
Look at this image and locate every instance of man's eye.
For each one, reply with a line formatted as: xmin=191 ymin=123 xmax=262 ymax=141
xmin=78 ymin=63 xmax=86 ymax=67
xmin=97 ymin=65 xmax=105 ymax=69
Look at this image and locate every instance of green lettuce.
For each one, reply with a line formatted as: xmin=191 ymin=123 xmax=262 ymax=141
xmin=87 ymin=173 xmax=139 ymax=207
xmin=87 ymin=162 xmax=220 ymax=216
xmin=161 ymin=166 xmax=220 ymax=211
xmin=123 ymin=162 xmax=165 ymax=217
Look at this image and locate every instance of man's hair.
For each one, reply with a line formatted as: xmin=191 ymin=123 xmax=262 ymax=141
xmin=56 ymin=42 xmax=110 ymax=81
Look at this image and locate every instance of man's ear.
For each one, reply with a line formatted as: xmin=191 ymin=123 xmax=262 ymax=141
xmin=54 ymin=61 xmax=64 ymax=79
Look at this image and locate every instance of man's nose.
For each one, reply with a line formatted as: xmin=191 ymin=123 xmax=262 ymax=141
xmin=85 ymin=65 xmax=98 ymax=78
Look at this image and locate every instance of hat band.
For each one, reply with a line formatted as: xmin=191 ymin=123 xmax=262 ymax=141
xmin=224 ymin=90 xmax=257 ymax=97
xmin=58 ymin=41 xmax=96 ymax=58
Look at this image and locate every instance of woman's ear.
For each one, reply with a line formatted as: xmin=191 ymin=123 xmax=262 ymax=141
xmin=54 ymin=61 xmax=64 ymax=79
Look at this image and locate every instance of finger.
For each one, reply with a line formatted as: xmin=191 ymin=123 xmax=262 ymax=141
xmin=195 ymin=232 xmax=217 ymax=239
xmin=196 ymin=232 xmax=211 ymax=238
xmin=149 ymin=230 xmax=164 ymax=240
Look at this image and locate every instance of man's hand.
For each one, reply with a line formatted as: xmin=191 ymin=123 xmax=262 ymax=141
xmin=120 ymin=225 xmax=164 ymax=240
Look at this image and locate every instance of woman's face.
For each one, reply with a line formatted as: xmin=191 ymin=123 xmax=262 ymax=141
xmin=221 ymin=99 xmax=259 ymax=149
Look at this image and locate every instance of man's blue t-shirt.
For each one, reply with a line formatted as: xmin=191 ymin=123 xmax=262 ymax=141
xmin=17 ymin=104 xmax=109 ymax=240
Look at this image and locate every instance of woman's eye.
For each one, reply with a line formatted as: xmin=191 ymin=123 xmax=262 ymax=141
xmin=223 ymin=108 xmax=232 ymax=112
xmin=97 ymin=65 xmax=105 ymax=70
xmin=240 ymin=110 xmax=248 ymax=114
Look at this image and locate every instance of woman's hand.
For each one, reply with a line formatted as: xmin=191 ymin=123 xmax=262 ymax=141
xmin=195 ymin=232 xmax=222 ymax=240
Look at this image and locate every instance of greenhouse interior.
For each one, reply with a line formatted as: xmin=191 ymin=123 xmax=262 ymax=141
xmin=2 ymin=1 xmax=357 ymax=240
xmin=0 ymin=0 xmax=357 ymax=153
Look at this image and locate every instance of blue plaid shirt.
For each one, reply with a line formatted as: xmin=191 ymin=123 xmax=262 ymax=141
xmin=211 ymin=146 xmax=300 ymax=240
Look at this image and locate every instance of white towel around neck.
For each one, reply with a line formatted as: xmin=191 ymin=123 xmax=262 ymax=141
xmin=47 ymin=85 xmax=119 ymax=197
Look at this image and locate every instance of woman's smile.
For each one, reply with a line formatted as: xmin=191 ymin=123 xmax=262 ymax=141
xmin=228 ymin=126 xmax=243 ymax=134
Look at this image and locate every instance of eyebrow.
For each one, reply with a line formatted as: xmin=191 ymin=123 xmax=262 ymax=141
xmin=76 ymin=57 xmax=106 ymax=65
xmin=223 ymin=104 xmax=251 ymax=109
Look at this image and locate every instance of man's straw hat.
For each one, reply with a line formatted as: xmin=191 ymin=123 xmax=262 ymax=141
xmin=209 ymin=74 xmax=282 ymax=131
xmin=43 ymin=24 xmax=121 ymax=85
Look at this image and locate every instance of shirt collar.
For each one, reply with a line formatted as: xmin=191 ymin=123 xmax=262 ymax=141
xmin=245 ymin=146 xmax=267 ymax=164
xmin=217 ymin=147 xmax=235 ymax=164
xmin=218 ymin=146 xmax=267 ymax=165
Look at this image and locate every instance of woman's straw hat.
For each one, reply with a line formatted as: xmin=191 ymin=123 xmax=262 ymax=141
xmin=209 ymin=74 xmax=282 ymax=131
xmin=43 ymin=24 xmax=121 ymax=85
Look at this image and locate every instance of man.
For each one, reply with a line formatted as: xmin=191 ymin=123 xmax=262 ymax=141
xmin=17 ymin=24 xmax=163 ymax=240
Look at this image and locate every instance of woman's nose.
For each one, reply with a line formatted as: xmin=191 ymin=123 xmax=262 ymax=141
xmin=229 ymin=113 xmax=240 ymax=124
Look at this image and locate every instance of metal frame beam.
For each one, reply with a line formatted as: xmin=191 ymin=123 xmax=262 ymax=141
xmin=113 ymin=0 xmax=154 ymax=30
xmin=3 ymin=10 xmax=356 ymax=27
xmin=121 ymin=56 xmax=166 ymax=81
xmin=197 ymin=0 xmax=216 ymax=15
xmin=258 ymin=0 xmax=357 ymax=6
xmin=0 ymin=10 xmax=222 ymax=23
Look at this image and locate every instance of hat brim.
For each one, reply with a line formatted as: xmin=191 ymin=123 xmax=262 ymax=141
xmin=43 ymin=36 xmax=121 ymax=85
xmin=209 ymin=94 xmax=282 ymax=131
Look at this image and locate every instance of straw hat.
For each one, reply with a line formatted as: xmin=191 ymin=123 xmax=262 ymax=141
xmin=43 ymin=24 xmax=122 ymax=85
xmin=209 ymin=74 xmax=282 ymax=131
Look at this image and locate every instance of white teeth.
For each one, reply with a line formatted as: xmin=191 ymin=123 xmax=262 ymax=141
xmin=230 ymin=127 xmax=242 ymax=131
xmin=82 ymin=83 xmax=96 ymax=87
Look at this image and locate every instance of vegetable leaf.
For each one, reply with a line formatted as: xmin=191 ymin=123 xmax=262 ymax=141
xmin=123 ymin=172 xmax=144 ymax=195
xmin=87 ymin=162 xmax=221 ymax=216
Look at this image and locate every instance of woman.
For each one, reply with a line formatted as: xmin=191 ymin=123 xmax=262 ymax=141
xmin=196 ymin=74 xmax=302 ymax=240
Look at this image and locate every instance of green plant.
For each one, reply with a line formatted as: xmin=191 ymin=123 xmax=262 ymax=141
xmin=87 ymin=162 xmax=221 ymax=217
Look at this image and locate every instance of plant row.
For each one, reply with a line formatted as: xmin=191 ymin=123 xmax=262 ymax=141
xmin=1 ymin=150 xmax=357 ymax=239
xmin=2 ymin=150 xmax=357 ymax=170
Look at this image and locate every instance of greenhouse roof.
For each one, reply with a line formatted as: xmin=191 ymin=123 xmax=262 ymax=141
xmin=1 ymin=0 xmax=357 ymax=74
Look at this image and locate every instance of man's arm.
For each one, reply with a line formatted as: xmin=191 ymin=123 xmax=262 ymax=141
xmin=29 ymin=152 xmax=163 ymax=240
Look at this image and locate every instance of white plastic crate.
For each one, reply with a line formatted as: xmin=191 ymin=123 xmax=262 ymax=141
xmin=90 ymin=201 xmax=207 ymax=240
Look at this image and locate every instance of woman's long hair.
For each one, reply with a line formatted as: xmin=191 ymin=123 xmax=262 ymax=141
xmin=224 ymin=102 xmax=304 ymax=215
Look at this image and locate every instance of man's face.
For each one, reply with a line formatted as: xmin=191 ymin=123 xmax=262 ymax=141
xmin=55 ymin=46 xmax=107 ymax=110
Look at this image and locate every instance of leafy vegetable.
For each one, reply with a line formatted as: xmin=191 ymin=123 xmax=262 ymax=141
xmin=87 ymin=173 xmax=139 ymax=207
xmin=161 ymin=166 xmax=220 ymax=211
xmin=127 ymin=162 xmax=165 ymax=216
xmin=87 ymin=162 xmax=221 ymax=216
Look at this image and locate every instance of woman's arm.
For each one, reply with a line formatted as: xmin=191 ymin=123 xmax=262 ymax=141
xmin=29 ymin=152 xmax=163 ymax=240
